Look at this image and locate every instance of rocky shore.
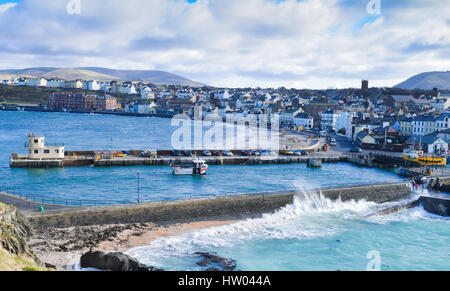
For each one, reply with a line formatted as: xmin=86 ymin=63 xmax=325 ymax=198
xmin=28 ymin=220 xmax=240 ymax=271
xmin=0 ymin=205 xmax=50 ymax=271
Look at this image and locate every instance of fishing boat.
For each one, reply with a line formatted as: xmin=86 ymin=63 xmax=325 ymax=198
xmin=402 ymin=149 xmax=447 ymax=166
xmin=171 ymin=159 xmax=208 ymax=176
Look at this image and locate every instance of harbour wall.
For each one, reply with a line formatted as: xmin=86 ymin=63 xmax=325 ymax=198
xmin=25 ymin=183 xmax=411 ymax=229
xmin=11 ymin=152 xmax=344 ymax=168
xmin=419 ymin=196 xmax=450 ymax=217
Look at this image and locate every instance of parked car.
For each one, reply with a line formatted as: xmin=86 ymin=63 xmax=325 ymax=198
xmin=300 ymin=150 xmax=308 ymax=156
xmin=293 ymin=150 xmax=303 ymax=156
xmin=349 ymin=147 xmax=362 ymax=153
xmin=202 ymin=150 xmax=212 ymax=156
xmin=280 ymin=150 xmax=294 ymax=155
xmin=172 ymin=150 xmax=181 ymax=156
xmin=213 ymin=151 xmax=223 ymax=157
xmin=251 ymin=150 xmax=261 ymax=156
xmin=184 ymin=150 xmax=192 ymax=156
xmin=222 ymin=150 xmax=234 ymax=157
xmin=330 ymin=139 xmax=337 ymax=146
xmin=241 ymin=150 xmax=252 ymax=156
xmin=259 ymin=150 xmax=274 ymax=156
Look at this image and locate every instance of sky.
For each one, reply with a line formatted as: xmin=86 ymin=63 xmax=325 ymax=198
xmin=0 ymin=0 xmax=449 ymax=89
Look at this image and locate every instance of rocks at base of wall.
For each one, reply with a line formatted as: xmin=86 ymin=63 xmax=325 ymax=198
xmin=80 ymin=251 xmax=163 ymax=271
xmin=194 ymin=252 xmax=237 ymax=271
xmin=419 ymin=196 xmax=450 ymax=217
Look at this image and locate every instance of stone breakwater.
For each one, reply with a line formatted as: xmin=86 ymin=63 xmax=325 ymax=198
xmin=24 ymin=183 xmax=411 ymax=229
xmin=11 ymin=151 xmax=343 ymax=168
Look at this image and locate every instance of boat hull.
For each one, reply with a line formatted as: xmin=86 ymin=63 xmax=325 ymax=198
xmin=172 ymin=166 xmax=208 ymax=176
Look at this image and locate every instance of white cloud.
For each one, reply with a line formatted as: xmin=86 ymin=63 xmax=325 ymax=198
xmin=0 ymin=2 xmax=17 ymax=14
xmin=0 ymin=0 xmax=449 ymax=88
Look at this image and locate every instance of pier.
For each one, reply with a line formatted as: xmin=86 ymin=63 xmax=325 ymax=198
xmin=18 ymin=182 xmax=411 ymax=228
xmin=10 ymin=149 xmax=344 ymax=168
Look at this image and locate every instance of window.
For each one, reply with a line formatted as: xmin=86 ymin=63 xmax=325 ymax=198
xmin=34 ymin=150 xmax=38 ymax=154
xmin=55 ymin=149 xmax=59 ymax=153
xmin=34 ymin=139 xmax=38 ymax=143
xmin=44 ymin=150 xmax=50 ymax=154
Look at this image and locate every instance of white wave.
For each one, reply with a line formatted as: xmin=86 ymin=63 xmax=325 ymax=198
xmin=127 ymin=182 xmax=378 ymax=268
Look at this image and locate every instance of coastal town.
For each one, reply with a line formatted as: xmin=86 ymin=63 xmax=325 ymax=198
xmin=1 ymin=0 xmax=450 ymax=276
xmin=1 ymin=76 xmax=450 ymax=156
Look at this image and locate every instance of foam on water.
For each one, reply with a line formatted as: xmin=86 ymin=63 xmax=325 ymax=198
xmin=127 ymin=180 xmax=450 ymax=271
xmin=126 ymin=181 xmax=379 ymax=270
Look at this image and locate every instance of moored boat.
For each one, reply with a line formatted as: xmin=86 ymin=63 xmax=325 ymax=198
xmin=171 ymin=159 xmax=208 ymax=176
xmin=402 ymin=149 xmax=447 ymax=166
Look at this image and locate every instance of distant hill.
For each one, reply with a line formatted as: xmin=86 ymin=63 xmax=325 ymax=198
xmin=395 ymin=71 xmax=450 ymax=90
xmin=0 ymin=67 xmax=206 ymax=87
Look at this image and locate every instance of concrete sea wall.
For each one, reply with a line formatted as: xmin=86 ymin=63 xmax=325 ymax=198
xmin=25 ymin=183 xmax=411 ymax=228
xmin=419 ymin=196 xmax=450 ymax=217
xmin=11 ymin=153 xmax=345 ymax=168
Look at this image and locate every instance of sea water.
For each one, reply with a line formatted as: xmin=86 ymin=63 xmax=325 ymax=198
xmin=127 ymin=186 xmax=450 ymax=271
xmin=0 ymin=111 xmax=403 ymax=203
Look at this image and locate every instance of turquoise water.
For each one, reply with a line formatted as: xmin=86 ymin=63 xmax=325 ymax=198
xmin=0 ymin=111 xmax=403 ymax=203
xmin=127 ymin=191 xmax=450 ymax=271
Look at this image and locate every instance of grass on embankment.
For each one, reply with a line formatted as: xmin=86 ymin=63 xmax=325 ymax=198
xmin=0 ymin=246 xmax=49 ymax=271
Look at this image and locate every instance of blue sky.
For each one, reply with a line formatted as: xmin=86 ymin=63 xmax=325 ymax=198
xmin=0 ymin=0 xmax=449 ymax=88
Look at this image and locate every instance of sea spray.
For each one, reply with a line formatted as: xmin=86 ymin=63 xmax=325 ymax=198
xmin=126 ymin=184 xmax=379 ymax=270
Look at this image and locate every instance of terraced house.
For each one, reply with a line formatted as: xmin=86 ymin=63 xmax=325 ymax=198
xmin=411 ymin=114 xmax=450 ymax=136
xmin=400 ymin=117 xmax=413 ymax=136
xmin=412 ymin=115 xmax=437 ymax=136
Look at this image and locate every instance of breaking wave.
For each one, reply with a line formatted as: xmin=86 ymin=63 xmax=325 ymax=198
xmin=127 ymin=181 xmax=379 ymax=269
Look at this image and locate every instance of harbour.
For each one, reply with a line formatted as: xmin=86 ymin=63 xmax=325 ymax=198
xmin=1 ymin=110 xmax=450 ymax=271
xmin=1 ymin=0 xmax=450 ymax=274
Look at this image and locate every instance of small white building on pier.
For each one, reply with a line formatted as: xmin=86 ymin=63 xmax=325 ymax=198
xmin=26 ymin=134 xmax=65 ymax=160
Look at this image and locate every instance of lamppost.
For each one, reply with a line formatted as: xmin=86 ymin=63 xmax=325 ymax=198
xmin=137 ymin=169 xmax=140 ymax=203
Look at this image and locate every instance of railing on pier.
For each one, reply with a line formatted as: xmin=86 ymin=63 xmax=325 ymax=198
xmin=0 ymin=181 xmax=412 ymax=210
xmin=0 ymin=187 xmax=122 ymax=208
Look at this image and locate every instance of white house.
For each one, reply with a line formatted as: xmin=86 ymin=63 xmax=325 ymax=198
xmin=176 ymin=89 xmax=195 ymax=100
xmin=133 ymin=102 xmax=150 ymax=114
xmin=435 ymin=114 xmax=450 ymax=132
xmin=215 ymin=90 xmax=231 ymax=100
xmin=280 ymin=108 xmax=303 ymax=125
xmin=140 ymin=87 xmax=155 ymax=100
xmin=83 ymin=80 xmax=101 ymax=91
xmin=14 ymin=78 xmax=27 ymax=86
xmin=294 ymin=114 xmax=314 ymax=130
xmin=420 ymin=133 xmax=448 ymax=154
xmin=412 ymin=115 xmax=438 ymax=136
xmin=26 ymin=78 xmax=47 ymax=87
xmin=1 ymin=79 xmax=12 ymax=85
xmin=335 ymin=111 xmax=355 ymax=138
xmin=321 ymin=110 xmax=341 ymax=131
xmin=65 ymin=80 xmax=83 ymax=89
xmin=431 ymin=97 xmax=450 ymax=112
xmin=119 ymin=83 xmax=137 ymax=95
xmin=46 ymin=79 xmax=65 ymax=88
